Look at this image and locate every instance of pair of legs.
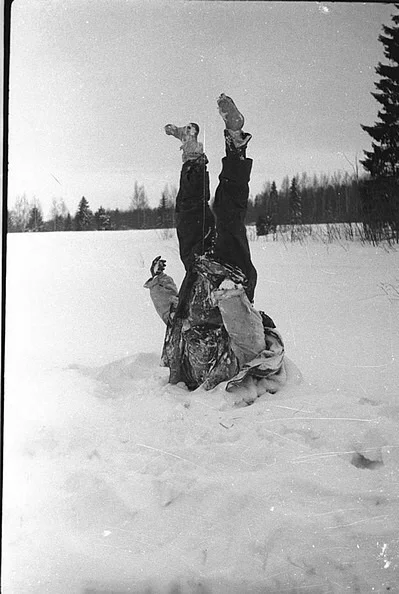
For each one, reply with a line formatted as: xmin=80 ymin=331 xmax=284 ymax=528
xmin=166 ymin=96 xmax=267 ymax=379
xmin=174 ymin=142 xmax=257 ymax=302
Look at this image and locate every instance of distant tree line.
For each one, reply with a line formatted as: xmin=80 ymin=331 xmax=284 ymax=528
xmin=248 ymin=171 xmax=363 ymax=235
xmin=7 ymin=183 xmax=177 ymax=233
xmin=8 ymin=171 xmax=365 ymax=234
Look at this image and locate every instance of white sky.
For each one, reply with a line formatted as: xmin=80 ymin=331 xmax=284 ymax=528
xmin=8 ymin=0 xmax=394 ymax=217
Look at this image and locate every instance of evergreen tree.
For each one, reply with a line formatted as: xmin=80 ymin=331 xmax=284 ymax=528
xmin=269 ymin=181 xmax=278 ymax=230
xmin=279 ymin=175 xmax=290 ymax=224
xmin=159 ymin=186 xmax=170 ymax=228
xmin=64 ymin=212 xmax=73 ymax=231
xmin=289 ymin=177 xmax=302 ymax=224
xmin=158 ymin=184 xmax=177 ymax=229
xmin=255 ymin=215 xmax=268 ymax=236
xmin=75 ymin=196 xmax=93 ymax=231
xmin=95 ymin=206 xmax=111 ymax=230
xmin=27 ymin=204 xmax=44 ymax=232
xmin=360 ymin=4 xmax=399 ymax=243
xmin=111 ymin=208 xmax=122 ymax=230
xmin=253 ymin=193 xmax=264 ymax=211
xmin=361 ymin=4 xmax=399 ymax=177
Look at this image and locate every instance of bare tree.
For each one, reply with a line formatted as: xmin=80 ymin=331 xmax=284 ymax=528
xmin=27 ymin=197 xmax=44 ymax=232
xmin=130 ymin=182 xmax=149 ymax=227
xmin=49 ymin=197 xmax=70 ymax=231
xmin=340 ymin=152 xmax=359 ymax=182
xmin=10 ymin=193 xmax=31 ymax=232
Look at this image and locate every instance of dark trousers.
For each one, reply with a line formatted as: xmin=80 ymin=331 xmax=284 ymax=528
xmin=175 ymin=154 xmax=257 ymax=303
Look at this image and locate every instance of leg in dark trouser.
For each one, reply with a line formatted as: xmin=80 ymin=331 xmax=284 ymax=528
xmin=162 ymin=155 xmax=217 ymax=385
xmin=175 ymin=156 xmax=215 ymax=272
xmin=174 ymin=156 xmax=216 ymax=320
xmin=213 ymin=153 xmax=257 ymax=303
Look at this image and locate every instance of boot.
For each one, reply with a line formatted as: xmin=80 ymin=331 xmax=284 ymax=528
xmin=217 ymin=93 xmax=245 ymax=131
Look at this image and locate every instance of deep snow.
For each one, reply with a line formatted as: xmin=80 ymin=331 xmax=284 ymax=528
xmin=3 ymin=228 xmax=399 ymax=593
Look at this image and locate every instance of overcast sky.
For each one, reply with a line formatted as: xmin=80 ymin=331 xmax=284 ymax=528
xmin=8 ymin=0 xmax=394 ymax=217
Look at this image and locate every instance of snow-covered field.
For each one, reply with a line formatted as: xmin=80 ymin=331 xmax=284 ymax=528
xmin=3 ymin=229 xmax=399 ymax=593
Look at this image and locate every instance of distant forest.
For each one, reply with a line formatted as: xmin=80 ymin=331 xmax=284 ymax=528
xmin=7 ymin=170 xmax=364 ymax=233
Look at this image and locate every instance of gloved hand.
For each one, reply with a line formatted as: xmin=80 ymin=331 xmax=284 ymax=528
xmin=150 ymin=256 xmax=166 ymax=277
